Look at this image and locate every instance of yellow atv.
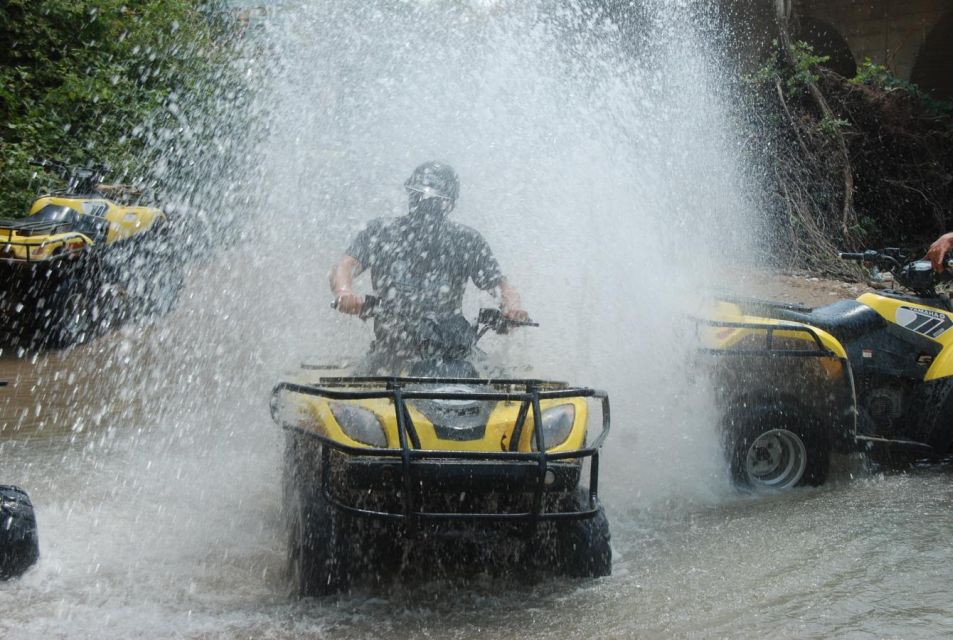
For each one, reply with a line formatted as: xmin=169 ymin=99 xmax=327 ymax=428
xmin=0 ymin=160 xmax=181 ymax=347
xmin=270 ymin=300 xmax=611 ymax=595
xmin=699 ymin=248 xmax=953 ymax=490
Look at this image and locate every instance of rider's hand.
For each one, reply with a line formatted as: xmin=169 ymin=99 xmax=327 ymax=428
xmin=334 ymin=290 xmax=364 ymax=315
xmin=499 ymin=278 xmax=528 ymax=322
xmin=502 ymin=306 xmax=530 ymax=322
xmin=927 ymin=233 xmax=953 ymax=272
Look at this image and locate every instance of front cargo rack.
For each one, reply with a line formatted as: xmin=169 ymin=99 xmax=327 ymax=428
xmin=271 ymin=376 xmax=610 ymax=526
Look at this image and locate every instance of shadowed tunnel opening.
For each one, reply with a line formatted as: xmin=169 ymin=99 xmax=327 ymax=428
xmin=911 ymin=11 xmax=953 ymax=101
xmin=794 ymin=16 xmax=857 ymax=78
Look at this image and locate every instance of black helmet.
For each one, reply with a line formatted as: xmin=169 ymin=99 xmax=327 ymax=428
xmin=404 ymin=161 xmax=460 ymax=204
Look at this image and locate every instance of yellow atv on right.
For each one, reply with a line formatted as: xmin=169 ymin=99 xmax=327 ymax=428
xmin=700 ymin=249 xmax=953 ymax=490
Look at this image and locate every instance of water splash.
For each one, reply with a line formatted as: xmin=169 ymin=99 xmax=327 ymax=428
xmin=234 ymin=0 xmax=757 ymax=504
xmin=2 ymin=1 xmax=761 ymax=635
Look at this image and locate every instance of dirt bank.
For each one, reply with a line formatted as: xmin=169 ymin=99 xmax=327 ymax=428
xmin=732 ymin=270 xmax=873 ymax=308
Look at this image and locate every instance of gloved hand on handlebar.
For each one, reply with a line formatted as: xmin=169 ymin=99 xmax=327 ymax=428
xmin=500 ymin=278 xmax=529 ymax=322
xmin=333 ymin=288 xmax=364 ymax=315
xmin=926 ymin=232 xmax=953 ymax=272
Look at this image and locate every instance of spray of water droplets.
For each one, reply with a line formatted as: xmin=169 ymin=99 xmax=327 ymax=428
xmin=1 ymin=1 xmax=762 ymax=636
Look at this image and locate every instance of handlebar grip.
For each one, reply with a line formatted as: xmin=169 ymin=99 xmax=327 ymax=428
xmin=330 ymin=294 xmax=378 ymax=319
xmin=477 ymin=307 xmax=538 ymax=331
xmin=838 ymin=252 xmax=865 ymax=261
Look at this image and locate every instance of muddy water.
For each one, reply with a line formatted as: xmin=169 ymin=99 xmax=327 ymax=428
xmin=3 ymin=326 xmax=953 ymax=639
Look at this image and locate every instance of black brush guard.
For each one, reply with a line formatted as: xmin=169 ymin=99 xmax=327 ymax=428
xmin=271 ymin=376 xmax=610 ymax=525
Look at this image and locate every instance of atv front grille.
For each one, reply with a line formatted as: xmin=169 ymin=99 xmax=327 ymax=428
xmin=272 ymin=376 xmax=609 ymax=526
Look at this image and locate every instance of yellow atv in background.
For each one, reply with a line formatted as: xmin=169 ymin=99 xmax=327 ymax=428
xmin=0 ymin=160 xmax=182 ymax=347
xmin=699 ymin=249 xmax=953 ymax=490
xmin=270 ymin=298 xmax=611 ymax=595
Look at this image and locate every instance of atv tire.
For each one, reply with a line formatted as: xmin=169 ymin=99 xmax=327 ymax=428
xmin=911 ymin=379 xmax=953 ymax=459
xmin=284 ymin=435 xmax=351 ymax=596
xmin=0 ymin=486 xmax=39 ymax=580
xmin=728 ymin=405 xmax=830 ymax=490
xmin=49 ymin=282 xmax=95 ymax=348
xmin=553 ymin=489 xmax=611 ymax=578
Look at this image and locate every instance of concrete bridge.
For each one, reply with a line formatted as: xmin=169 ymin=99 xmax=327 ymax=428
xmin=739 ymin=0 xmax=953 ymax=100
xmin=230 ymin=1 xmax=952 ymax=100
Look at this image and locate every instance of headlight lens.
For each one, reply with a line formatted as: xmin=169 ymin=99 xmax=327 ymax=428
xmin=329 ymin=402 xmax=388 ymax=447
xmin=532 ymin=403 xmax=576 ymax=451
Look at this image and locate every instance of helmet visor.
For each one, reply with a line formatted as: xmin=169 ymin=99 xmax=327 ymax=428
xmin=406 ymin=184 xmax=453 ymax=201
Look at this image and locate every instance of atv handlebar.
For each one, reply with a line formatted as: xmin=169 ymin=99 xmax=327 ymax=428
xmin=838 ymin=251 xmax=873 ymax=262
xmin=331 ymin=294 xmax=538 ymax=331
xmin=839 ymin=250 xmax=904 ymax=269
xmin=30 ymin=158 xmax=108 ymax=193
xmin=840 ymin=249 xmax=953 ymax=271
xmin=839 ymin=248 xmax=953 ymax=296
xmin=477 ymin=307 xmax=539 ymax=331
xmin=330 ymin=293 xmax=379 ymax=320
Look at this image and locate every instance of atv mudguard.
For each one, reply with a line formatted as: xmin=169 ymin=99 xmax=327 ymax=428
xmin=697 ymin=302 xmax=858 ymax=454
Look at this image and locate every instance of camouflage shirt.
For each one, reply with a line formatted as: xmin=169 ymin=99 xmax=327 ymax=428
xmin=347 ymin=216 xmax=504 ymax=316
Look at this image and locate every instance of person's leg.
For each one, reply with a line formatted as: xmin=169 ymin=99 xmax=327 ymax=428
xmin=351 ymin=344 xmax=401 ymax=376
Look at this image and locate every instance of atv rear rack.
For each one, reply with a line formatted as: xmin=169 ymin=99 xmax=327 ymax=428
xmin=694 ymin=318 xmax=838 ymax=358
xmin=271 ymin=376 xmax=610 ymax=526
xmin=0 ymin=222 xmax=88 ymax=262
xmin=694 ymin=317 xmax=859 ymax=452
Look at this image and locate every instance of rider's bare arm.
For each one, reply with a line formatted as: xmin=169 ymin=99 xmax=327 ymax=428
xmin=329 ymin=254 xmax=365 ymax=315
xmin=499 ymin=278 xmax=529 ymax=321
xmin=927 ymin=233 xmax=953 ymax=273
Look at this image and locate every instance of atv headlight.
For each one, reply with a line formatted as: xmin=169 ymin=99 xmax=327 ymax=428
xmin=329 ymin=402 xmax=388 ymax=448
xmin=532 ymin=403 xmax=576 ymax=451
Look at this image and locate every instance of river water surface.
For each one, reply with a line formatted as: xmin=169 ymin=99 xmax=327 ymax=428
xmin=3 ymin=339 xmax=953 ymax=640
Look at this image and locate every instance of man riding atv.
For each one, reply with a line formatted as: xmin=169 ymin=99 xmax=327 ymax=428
xmin=329 ymin=161 xmax=528 ymax=374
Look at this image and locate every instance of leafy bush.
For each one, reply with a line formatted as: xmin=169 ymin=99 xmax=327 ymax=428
xmin=0 ymin=0 xmax=242 ymax=215
xmin=744 ymin=39 xmax=953 ymax=275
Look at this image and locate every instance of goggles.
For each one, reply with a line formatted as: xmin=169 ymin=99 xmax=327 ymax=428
xmin=406 ymin=184 xmax=452 ymax=201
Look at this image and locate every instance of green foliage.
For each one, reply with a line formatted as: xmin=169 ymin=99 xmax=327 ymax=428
xmin=851 ymin=57 xmax=953 ymax=119
xmin=784 ymin=41 xmax=830 ymax=95
xmin=817 ymin=115 xmax=850 ymax=137
xmin=0 ymin=0 xmax=242 ymax=215
xmin=850 ymin=58 xmax=904 ymax=90
xmin=745 ymin=39 xmax=832 ymax=97
xmin=747 ymin=34 xmax=953 ymax=267
xmin=742 ymin=39 xmax=781 ymax=86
